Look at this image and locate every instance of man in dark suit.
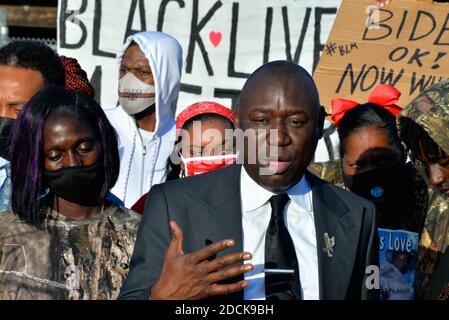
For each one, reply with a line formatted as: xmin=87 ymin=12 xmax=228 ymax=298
xmin=119 ymin=61 xmax=379 ymax=300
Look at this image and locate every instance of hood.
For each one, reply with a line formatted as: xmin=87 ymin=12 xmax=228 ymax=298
xmin=397 ymin=79 xmax=449 ymax=164
xmin=397 ymin=80 xmax=449 ymax=297
xmin=119 ymin=31 xmax=182 ymax=135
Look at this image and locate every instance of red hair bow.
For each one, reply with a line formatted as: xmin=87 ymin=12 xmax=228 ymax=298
xmin=331 ymin=84 xmax=403 ymax=127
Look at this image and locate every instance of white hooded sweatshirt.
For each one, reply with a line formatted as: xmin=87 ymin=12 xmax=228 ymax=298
xmin=106 ymin=32 xmax=182 ymax=208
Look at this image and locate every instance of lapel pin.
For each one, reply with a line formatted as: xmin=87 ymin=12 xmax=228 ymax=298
xmin=323 ymin=233 xmax=335 ymax=257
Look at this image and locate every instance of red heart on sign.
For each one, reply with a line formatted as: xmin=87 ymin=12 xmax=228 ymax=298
xmin=209 ymin=31 xmax=222 ymax=47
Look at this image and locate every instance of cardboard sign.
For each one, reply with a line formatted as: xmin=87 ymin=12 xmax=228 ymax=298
xmin=313 ymin=0 xmax=449 ymax=114
xmin=57 ymin=0 xmax=340 ymax=115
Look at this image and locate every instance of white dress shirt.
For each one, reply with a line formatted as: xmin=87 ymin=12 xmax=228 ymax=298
xmin=240 ymin=167 xmax=319 ymax=300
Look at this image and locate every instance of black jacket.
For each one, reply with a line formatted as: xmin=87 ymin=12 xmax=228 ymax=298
xmin=119 ymin=164 xmax=379 ymax=300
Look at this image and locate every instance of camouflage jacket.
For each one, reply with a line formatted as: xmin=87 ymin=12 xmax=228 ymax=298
xmin=397 ymin=79 xmax=449 ymax=299
xmin=0 ymin=204 xmax=141 ymax=300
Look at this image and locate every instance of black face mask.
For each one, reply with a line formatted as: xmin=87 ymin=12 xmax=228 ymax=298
xmin=45 ymin=162 xmax=105 ymax=207
xmin=0 ymin=117 xmax=15 ymax=161
xmin=343 ymin=162 xmax=405 ymax=207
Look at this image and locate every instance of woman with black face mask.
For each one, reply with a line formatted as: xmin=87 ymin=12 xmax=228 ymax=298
xmin=0 ymin=86 xmax=141 ymax=300
xmin=333 ymin=87 xmax=428 ymax=233
xmin=308 ymin=85 xmax=431 ymax=300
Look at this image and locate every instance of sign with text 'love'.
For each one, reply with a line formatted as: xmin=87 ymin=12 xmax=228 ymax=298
xmin=57 ymin=0 xmax=339 ymax=114
xmin=314 ymin=0 xmax=449 ymax=114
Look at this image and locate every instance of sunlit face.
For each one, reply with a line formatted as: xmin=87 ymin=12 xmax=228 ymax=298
xmin=119 ymin=44 xmax=154 ymax=85
xmin=0 ymin=66 xmax=45 ymax=119
xmin=236 ymin=73 xmax=324 ymax=193
xmin=342 ymin=126 xmax=402 ymax=175
xmin=43 ymin=114 xmax=102 ymax=171
xmin=181 ymin=118 xmax=234 ymax=158
xmin=418 ymin=141 xmax=449 ymax=196
xmin=180 ymin=117 xmax=235 ymax=173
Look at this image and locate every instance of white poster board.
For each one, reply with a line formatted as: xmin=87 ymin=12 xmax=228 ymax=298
xmin=57 ymin=0 xmax=340 ymax=115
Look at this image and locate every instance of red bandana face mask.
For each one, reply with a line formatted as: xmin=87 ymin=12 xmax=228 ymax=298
xmin=181 ymin=153 xmax=238 ymax=177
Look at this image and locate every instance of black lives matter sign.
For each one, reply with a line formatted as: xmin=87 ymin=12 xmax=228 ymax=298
xmin=57 ymin=0 xmax=339 ymax=114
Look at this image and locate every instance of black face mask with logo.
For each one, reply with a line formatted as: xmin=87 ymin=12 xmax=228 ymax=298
xmin=45 ymin=162 xmax=105 ymax=207
xmin=0 ymin=117 xmax=15 ymax=161
xmin=343 ymin=161 xmax=406 ymax=214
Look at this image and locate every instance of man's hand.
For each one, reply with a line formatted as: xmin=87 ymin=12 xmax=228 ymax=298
xmin=151 ymin=221 xmax=254 ymax=300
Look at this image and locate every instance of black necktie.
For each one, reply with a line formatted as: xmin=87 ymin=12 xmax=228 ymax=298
xmin=264 ymin=193 xmax=301 ymax=300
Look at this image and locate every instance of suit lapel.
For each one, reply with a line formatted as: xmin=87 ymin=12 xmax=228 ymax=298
xmin=184 ymin=164 xmax=244 ymax=300
xmin=307 ymin=172 xmax=362 ymax=300
xmin=182 ymin=167 xmax=363 ymax=300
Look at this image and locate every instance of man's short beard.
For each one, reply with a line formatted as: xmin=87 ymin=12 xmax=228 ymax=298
xmin=135 ymin=103 xmax=156 ymax=120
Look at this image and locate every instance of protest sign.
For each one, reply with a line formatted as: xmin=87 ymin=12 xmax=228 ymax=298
xmin=313 ymin=0 xmax=449 ymax=113
xmin=379 ymin=228 xmax=418 ymax=300
xmin=57 ymin=0 xmax=340 ymax=114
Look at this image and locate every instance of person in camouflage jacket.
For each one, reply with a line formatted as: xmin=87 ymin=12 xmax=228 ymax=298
xmin=397 ymin=79 xmax=449 ymax=300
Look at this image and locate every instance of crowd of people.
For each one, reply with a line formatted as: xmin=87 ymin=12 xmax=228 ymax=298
xmin=0 ymin=29 xmax=448 ymax=300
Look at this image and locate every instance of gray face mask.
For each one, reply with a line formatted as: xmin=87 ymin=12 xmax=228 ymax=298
xmin=118 ymin=72 xmax=156 ymax=115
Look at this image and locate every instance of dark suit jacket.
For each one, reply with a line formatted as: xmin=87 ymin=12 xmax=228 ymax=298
xmin=118 ymin=164 xmax=379 ymax=300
